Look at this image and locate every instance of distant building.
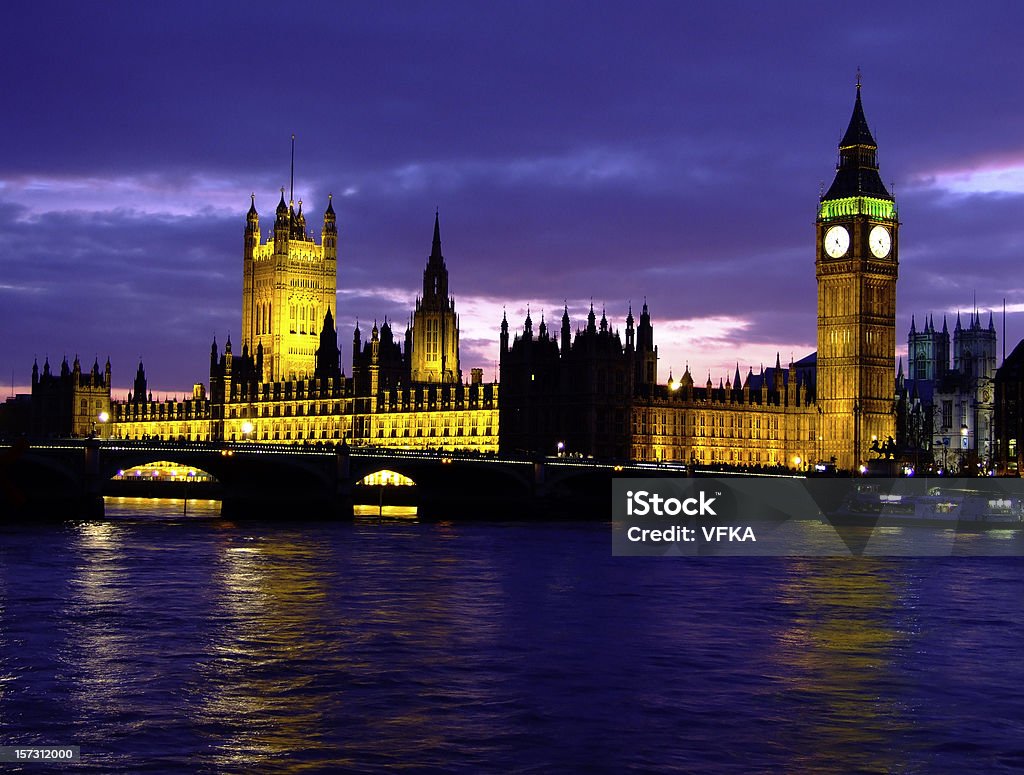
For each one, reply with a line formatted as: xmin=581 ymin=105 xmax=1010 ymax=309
xmin=995 ymin=338 xmax=1024 ymax=473
xmin=0 ymin=394 xmax=32 ymax=439
xmin=30 ymin=356 xmax=112 ymax=438
xmin=897 ymin=312 xmax=997 ymax=471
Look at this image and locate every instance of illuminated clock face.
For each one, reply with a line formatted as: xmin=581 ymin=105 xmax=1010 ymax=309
xmin=869 ymin=225 xmax=892 ymax=258
xmin=823 ymin=225 xmax=850 ymax=258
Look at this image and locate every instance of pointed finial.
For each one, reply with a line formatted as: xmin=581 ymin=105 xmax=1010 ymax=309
xmin=290 ymin=133 xmax=296 ymax=204
xmin=431 ymin=209 xmax=442 ymax=256
xmin=856 ymin=66 xmax=861 ymax=90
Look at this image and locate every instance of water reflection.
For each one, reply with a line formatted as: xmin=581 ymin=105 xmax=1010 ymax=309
xmin=62 ymin=521 xmax=140 ymax=755
xmin=197 ymin=531 xmax=339 ymax=772
xmin=768 ymin=558 xmax=913 ymax=773
xmin=0 ymin=516 xmax=1020 ymax=772
xmin=104 ymin=496 xmax=222 ymax=519
xmin=353 ymin=504 xmax=418 ymax=521
xmin=0 ymin=566 xmax=9 ymax=725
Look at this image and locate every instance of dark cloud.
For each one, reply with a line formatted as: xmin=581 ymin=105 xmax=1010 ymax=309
xmin=3 ymin=2 xmax=1024 ymax=390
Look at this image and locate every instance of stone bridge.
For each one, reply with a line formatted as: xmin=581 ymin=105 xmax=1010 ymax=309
xmin=0 ymin=439 xmax=689 ymax=520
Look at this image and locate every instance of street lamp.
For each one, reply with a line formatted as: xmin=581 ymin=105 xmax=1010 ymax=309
xmin=556 ymin=441 xmax=565 ymax=457
xmin=93 ymin=410 xmax=109 ymax=439
xmin=241 ymin=420 xmax=254 ymax=442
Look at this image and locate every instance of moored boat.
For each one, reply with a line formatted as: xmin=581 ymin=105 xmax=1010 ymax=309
xmin=827 ymin=487 xmax=1024 ymax=528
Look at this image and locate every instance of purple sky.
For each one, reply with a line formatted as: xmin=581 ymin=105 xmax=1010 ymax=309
xmin=4 ymin=2 xmax=1024 ymax=397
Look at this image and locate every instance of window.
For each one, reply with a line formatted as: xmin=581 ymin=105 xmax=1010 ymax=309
xmin=426 ymin=318 xmax=439 ymax=363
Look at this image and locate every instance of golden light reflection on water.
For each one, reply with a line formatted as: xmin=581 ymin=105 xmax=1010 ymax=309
xmin=65 ymin=521 xmax=135 ymax=730
xmin=198 ymin=532 xmax=342 ymax=772
xmin=103 ymin=496 xmax=222 ymax=518
xmin=353 ymin=504 xmax=418 ymax=520
xmin=769 ymin=558 xmax=912 ymax=773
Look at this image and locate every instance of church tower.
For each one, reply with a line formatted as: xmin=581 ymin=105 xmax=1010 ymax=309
xmin=816 ymin=80 xmax=899 ymax=470
xmin=241 ymin=143 xmax=338 ymax=382
xmin=409 ymin=212 xmax=460 ymax=383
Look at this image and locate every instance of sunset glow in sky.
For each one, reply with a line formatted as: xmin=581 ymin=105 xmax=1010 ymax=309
xmin=3 ymin=3 xmax=1024 ymax=396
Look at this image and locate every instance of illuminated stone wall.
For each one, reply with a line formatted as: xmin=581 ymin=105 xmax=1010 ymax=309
xmin=630 ymin=373 xmax=818 ymax=467
xmin=110 ymin=379 xmax=499 ymax=453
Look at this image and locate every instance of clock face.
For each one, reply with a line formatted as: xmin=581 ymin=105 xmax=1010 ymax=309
xmin=823 ymin=225 xmax=850 ymax=258
xmin=869 ymin=225 xmax=892 ymax=258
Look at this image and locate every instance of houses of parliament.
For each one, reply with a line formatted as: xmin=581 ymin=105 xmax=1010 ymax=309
xmin=20 ymin=85 xmax=917 ymax=472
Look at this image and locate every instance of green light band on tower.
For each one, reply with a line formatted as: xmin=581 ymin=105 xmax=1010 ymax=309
xmin=818 ymin=196 xmax=896 ymax=221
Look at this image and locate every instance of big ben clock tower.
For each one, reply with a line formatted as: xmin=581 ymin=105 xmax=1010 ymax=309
xmin=816 ymin=80 xmax=898 ymax=471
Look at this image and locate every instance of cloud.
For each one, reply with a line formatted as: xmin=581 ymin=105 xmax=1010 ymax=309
xmin=0 ymin=173 xmax=267 ymax=218
xmin=910 ymin=157 xmax=1024 ymax=197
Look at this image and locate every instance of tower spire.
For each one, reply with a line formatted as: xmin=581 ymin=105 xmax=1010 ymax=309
xmin=822 ymin=77 xmax=890 ymax=201
xmin=431 ymin=209 xmax=442 ymax=259
xmin=289 ymin=133 xmax=296 ymax=204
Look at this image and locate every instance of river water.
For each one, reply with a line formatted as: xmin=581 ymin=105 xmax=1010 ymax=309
xmin=1 ymin=498 xmax=1023 ymax=773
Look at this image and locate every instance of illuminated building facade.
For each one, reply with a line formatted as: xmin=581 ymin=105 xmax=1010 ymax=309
xmin=241 ymin=190 xmax=338 ymax=383
xmin=815 ymin=82 xmax=899 ymax=471
xmin=108 ymin=208 xmax=498 ymax=453
xmin=409 ymin=213 xmax=460 ymax=383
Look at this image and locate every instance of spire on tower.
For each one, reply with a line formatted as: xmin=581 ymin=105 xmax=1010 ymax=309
xmin=822 ymin=78 xmax=891 ymax=201
xmin=289 ymin=133 xmax=296 ymax=204
xmin=431 ymin=210 xmax=442 ymax=259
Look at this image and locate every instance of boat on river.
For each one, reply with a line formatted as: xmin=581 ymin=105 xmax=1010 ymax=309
xmin=827 ymin=486 xmax=1024 ymax=528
